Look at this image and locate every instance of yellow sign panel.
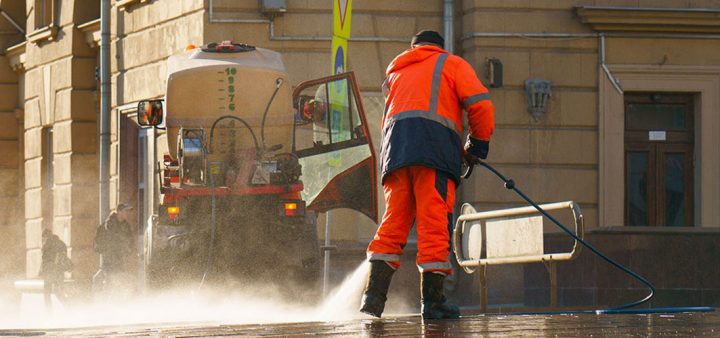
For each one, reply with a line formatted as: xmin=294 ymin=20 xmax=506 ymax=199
xmin=333 ymin=0 xmax=352 ymax=40
xmin=330 ymin=0 xmax=352 ymax=166
xmin=331 ymin=37 xmax=348 ymax=75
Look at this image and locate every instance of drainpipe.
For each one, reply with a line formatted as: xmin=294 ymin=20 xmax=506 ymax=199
xmin=599 ymin=33 xmax=623 ymax=94
xmin=443 ymin=0 xmax=453 ymax=54
xmin=444 ymin=0 xmax=463 ymax=290
xmin=99 ymin=0 xmax=111 ymax=223
xmin=0 ymin=9 xmax=25 ymax=34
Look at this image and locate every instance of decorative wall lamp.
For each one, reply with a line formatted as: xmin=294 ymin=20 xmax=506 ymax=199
xmin=524 ymin=78 xmax=552 ymax=121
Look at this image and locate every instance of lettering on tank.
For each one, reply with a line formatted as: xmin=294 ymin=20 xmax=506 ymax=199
xmin=225 ymin=67 xmax=237 ymax=112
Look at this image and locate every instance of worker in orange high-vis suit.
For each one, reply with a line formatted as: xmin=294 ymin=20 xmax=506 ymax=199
xmin=360 ymin=30 xmax=494 ymax=320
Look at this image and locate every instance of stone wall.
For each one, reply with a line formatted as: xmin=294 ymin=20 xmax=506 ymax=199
xmin=459 ymin=1 xmax=600 ymax=232
xmin=21 ymin=0 xmax=99 ymax=279
xmin=524 ymin=228 xmax=720 ymax=308
xmin=0 ymin=0 xmax=25 ymax=286
xmin=453 ymin=0 xmax=720 ymax=309
xmin=107 ymin=0 xmax=204 ymax=221
xmin=458 ymin=0 xmax=720 ymax=233
xmin=111 ymin=0 xmax=203 ymax=105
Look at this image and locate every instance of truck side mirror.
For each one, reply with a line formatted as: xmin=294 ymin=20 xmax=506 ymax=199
xmin=137 ymin=99 xmax=164 ymax=126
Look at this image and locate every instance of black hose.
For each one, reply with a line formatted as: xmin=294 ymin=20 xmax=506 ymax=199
xmin=473 ymin=160 xmax=656 ymax=311
xmin=209 ymin=115 xmax=259 ymax=154
xmin=260 ymin=78 xmax=284 ymax=150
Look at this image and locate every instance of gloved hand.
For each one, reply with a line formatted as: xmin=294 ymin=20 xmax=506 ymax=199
xmin=464 ymin=136 xmax=489 ymax=160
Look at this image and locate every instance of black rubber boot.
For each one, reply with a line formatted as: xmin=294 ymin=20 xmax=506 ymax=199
xmin=421 ymin=272 xmax=460 ymax=320
xmin=360 ymin=261 xmax=396 ymax=318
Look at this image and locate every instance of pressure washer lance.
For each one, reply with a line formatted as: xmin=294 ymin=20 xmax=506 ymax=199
xmin=461 ymin=156 xmax=656 ymax=313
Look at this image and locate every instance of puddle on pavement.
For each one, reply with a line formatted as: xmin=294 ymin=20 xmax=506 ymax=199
xmin=6 ymin=311 xmax=716 ymax=337
xmin=1 ymin=261 xmax=716 ymax=336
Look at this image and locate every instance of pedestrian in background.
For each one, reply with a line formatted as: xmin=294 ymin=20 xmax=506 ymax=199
xmin=360 ymin=30 xmax=494 ymax=319
xmin=93 ymin=203 xmax=135 ymax=296
xmin=39 ymin=229 xmax=72 ymax=309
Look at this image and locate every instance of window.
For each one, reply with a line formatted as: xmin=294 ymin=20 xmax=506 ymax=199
xmin=624 ymin=93 xmax=694 ymax=226
xmin=28 ymin=0 xmax=58 ymax=43
xmin=41 ymin=127 xmax=54 ymax=230
xmin=293 ymin=76 xmax=364 ymax=155
xmin=34 ymin=0 xmax=54 ymax=29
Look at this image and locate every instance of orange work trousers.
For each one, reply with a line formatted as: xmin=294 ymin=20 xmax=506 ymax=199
xmin=367 ymin=166 xmax=455 ymax=275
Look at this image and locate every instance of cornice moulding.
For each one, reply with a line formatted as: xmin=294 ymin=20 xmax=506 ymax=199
xmin=575 ymin=6 xmax=720 ymax=33
xmin=5 ymin=41 xmax=26 ymax=72
xmin=27 ymin=25 xmax=58 ymax=43
xmin=77 ymin=19 xmax=100 ymax=48
xmin=116 ymin=0 xmax=150 ymax=10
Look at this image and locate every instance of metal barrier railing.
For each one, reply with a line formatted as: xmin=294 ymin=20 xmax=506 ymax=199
xmin=453 ymin=201 xmax=584 ymax=311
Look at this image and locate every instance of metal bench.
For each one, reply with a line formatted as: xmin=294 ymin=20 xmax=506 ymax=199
xmin=453 ymin=201 xmax=584 ymax=311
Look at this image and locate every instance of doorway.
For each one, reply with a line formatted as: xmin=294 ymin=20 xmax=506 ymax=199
xmin=119 ymin=114 xmax=140 ymax=231
xmin=624 ymin=93 xmax=694 ymax=226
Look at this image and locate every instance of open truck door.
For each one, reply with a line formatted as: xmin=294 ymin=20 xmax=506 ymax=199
xmin=293 ymin=72 xmax=378 ymax=223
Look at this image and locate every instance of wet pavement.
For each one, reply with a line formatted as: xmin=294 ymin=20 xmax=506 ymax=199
xmin=2 ymin=311 xmax=717 ymax=337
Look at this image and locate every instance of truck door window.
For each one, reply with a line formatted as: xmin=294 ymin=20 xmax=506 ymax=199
xmin=294 ymin=77 xmax=363 ymax=154
xmin=327 ymin=78 xmax=353 ymax=143
xmin=292 ymin=72 xmax=378 ymax=222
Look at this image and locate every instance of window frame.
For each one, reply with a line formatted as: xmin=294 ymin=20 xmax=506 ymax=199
xmin=292 ymin=73 xmax=368 ymax=158
xmin=28 ymin=0 xmax=57 ymax=43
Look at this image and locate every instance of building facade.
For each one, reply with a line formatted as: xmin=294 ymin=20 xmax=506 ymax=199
xmin=1 ymin=0 xmax=718 ymax=310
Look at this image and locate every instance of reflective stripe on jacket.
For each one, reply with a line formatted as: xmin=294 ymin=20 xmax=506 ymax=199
xmin=380 ymin=45 xmax=494 ymax=184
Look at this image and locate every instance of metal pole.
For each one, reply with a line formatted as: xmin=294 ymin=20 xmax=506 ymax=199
xmin=99 ymin=0 xmax=111 ymax=223
xmin=599 ymin=33 xmax=624 ymax=94
xmin=322 ymin=212 xmax=331 ymax=296
xmin=549 ymin=261 xmax=558 ymax=308
xmin=443 ymin=0 xmax=454 ymax=54
xmin=479 ymin=265 xmax=487 ymax=312
xmin=444 ymin=0 xmax=462 ymax=291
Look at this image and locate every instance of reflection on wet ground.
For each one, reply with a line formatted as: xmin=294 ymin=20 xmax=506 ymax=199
xmin=2 ymin=311 xmax=717 ymax=337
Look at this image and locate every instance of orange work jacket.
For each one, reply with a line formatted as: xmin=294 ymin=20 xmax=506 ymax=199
xmin=380 ymin=45 xmax=494 ymax=183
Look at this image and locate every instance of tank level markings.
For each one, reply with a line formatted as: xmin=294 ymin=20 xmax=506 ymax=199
xmin=225 ymin=67 xmax=237 ymax=112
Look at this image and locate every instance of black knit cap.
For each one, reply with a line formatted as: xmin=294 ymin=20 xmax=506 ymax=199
xmin=411 ymin=30 xmax=445 ymax=48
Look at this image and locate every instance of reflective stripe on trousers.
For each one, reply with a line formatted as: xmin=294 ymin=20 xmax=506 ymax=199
xmin=367 ymin=166 xmax=455 ymax=275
